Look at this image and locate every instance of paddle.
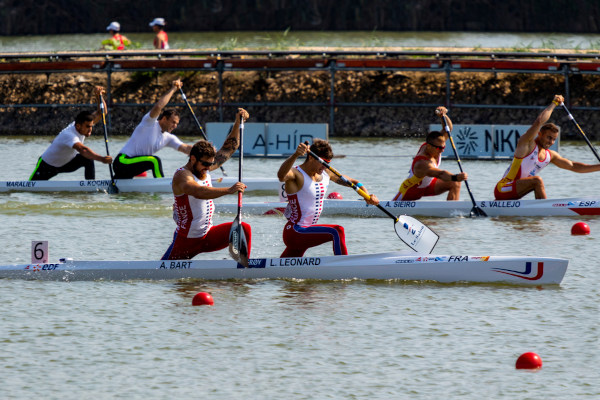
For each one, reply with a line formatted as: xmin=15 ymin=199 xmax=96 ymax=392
xmin=561 ymin=103 xmax=600 ymax=162
xmin=438 ymin=113 xmax=487 ymax=217
xmin=179 ymin=87 xmax=228 ymax=176
xmin=99 ymin=94 xmax=118 ymax=194
xmin=305 ymin=143 xmax=439 ymax=254
xmin=228 ymin=118 xmax=249 ymax=267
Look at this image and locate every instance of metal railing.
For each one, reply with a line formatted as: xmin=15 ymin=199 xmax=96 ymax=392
xmin=1 ymin=49 xmax=599 ymax=135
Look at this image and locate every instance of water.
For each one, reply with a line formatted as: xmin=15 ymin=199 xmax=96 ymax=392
xmin=1 ymin=137 xmax=599 ymax=398
xmin=3 ymin=31 xmax=600 ymax=53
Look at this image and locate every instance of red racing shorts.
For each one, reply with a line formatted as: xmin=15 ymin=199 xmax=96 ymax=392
xmin=281 ymin=222 xmax=347 ymax=258
xmin=393 ymin=178 xmax=438 ymax=201
xmin=162 ymin=221 xmax=252 ymax=260
xmin=494 ymin=180 xmax=519 ymax=200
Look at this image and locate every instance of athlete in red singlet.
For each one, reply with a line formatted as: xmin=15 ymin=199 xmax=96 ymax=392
xmin=392 ymin=107 xmax=467 ymax=201
xmin=494 ymin=94 xmax=600 ymax=200
xmin=161 ymin=109 xmax=251 ymax=260
xmin=277 ymin=140 xmax=379 ymax=258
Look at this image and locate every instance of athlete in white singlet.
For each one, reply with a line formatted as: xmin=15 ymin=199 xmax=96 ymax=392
xmin=494 ymin=95 xmax=600 ymax=200
xmin=277 ymin=140 xmax=379 ymax=258
xmin=392 ymin=107 xmax=467 ymax=201
xmin=162 ymin=109 xmax=251 ymax=260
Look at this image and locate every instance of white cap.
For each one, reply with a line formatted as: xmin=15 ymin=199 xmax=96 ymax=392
xmin=149 ymin=18 xmax=166 ymax=27
xmin=106 ymin=21 xmax=120 ymax=32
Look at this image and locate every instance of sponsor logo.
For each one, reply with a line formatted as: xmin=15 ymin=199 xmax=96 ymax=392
xmin=159 ymin=261 xmax=193 ymax=269
xmin=6 ymin=181 xmax=37 ymax=188
xmin=471 ymin=256 xmax=490 ymax=261
xmin=455 ymin=126 xmax=479 ymax=155
xmin=414 ymin=256 xmax=447 ymax=262
xmin=492 ymin=262 xmax=544 ymax=280
xmin=245 ymin=259 xmax=267 ymax=268
xmin=24 ymin=263 xmax=59 ymax=271
xmin=270 ymin=257 xmax=321 ymax=267
xmin=553 ymin=203 xmax=568 ymax=207
xmin=394 ymin=259 xmax=415 ymax=264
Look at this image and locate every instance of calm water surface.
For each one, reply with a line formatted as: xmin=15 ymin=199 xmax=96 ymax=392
xmin=0 ymin=137 xmax=599 ymax=398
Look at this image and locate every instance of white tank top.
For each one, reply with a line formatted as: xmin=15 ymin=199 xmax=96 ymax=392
xmin=499 ymin=144 xmax=552 ymax=183
xmin=284 ymin=166 xmax=330 ymax=226
xmin=172 ymin=169 xmax=214 ymax=238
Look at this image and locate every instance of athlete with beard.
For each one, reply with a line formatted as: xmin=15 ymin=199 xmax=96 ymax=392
xmin=161 ymin=108 xmax=251 ymax=260
xmin=494 ymin=94 xmax=600 ymax=200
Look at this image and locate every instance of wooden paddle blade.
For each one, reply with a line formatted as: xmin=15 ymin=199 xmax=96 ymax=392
xmin=394 ymin=215 xmax=439 ymax=254
xmin=228 ymin=217 xmax=249 ymax=267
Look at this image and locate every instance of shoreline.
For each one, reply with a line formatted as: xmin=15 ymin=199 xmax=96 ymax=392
xmin=1 ymin=68 xmax=599 ymax=139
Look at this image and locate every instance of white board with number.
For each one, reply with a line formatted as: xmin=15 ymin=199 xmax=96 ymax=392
xmin=31 ymin=241 xmax=49 ymax=263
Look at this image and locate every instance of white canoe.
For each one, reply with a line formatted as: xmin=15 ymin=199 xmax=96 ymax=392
xmin=215 ymin=197 xmax=600 ymax=217
xmin=0 ymin=177 xmax=282 ymax=193
xmin=0 ymin=253 xmax=568 ymax=284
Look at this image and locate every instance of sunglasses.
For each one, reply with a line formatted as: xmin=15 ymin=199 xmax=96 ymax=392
xmin=427 ymin=142 xmax=446 ymax=151
xmin=198 ymin=160 xmax=216 ymax=167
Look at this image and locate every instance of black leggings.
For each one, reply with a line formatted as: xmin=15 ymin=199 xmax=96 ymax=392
xmin=29 ymin=155 xmax=95 ymax=181
xmin=112 ymin=153 xmax=164 ymax=179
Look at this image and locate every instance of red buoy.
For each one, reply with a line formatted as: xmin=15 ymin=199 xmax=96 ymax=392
xmin=571 ymin=222 xmax=590 ymax=235
xmin=136 ymin=171 xmax=148 ymax=178
xmin=516 ymin=352 xmax=542 ymax=369
xmin=192 ymin=292 xmax=214 ymax=306
xmin=327 ymin=192 xmax=343 ymax=200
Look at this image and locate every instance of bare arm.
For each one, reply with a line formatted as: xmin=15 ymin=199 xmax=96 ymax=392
xmin=73 ymin=142 xmax=112 ymax=164
xmin=550 ymin=151 xmax=600 ymax=173
xmin=435 ymin=106 xmax=452 ymax=138
xmin=149 ymin=80 xmax=181 ymax=119
xmin=414 ymin=159 xmax=467 ymax=182
xmin=515 ymin=95 xmax=564 ymax=157
xmin=211 ymin=108 xmax=250 ymax=170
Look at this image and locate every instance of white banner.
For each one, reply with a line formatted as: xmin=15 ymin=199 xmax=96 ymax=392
xmin=206 ymin=123 xmax=328 ymax=156
xmin=428 ymin=124 xmax=560 ymax=159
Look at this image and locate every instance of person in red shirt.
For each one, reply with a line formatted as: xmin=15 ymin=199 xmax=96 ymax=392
xmin=149 ymin=18 xmax=170 ymax=49
xmin=101 ymin=22 xmax=131 ymax=50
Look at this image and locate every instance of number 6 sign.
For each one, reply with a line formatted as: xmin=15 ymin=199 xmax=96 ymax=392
xmin=31 ymin=241 xmax=48 ymax=263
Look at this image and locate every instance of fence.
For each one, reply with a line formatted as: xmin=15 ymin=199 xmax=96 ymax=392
xmin=1 ymin=49 xmax=600 ymax=135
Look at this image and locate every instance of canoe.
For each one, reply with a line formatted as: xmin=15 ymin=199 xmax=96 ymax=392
xmin=0 ymin=252 xmax=568 ymax=284
xmin=0 ymin=177 xmax=282 ymax=193
xmin=215 ymin=197 xmax=600 ymax=217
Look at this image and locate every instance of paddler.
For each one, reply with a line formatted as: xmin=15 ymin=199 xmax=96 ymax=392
xmin=277 ymin=140 xmax=379 ymax=257
xmin=392 ymin=106 xmax=467 ymax=201
xmin=161 ymin=108 xmax=250 ymax=260
xmin=113 ymin=79 xmax=198 ymax=179
xmin=101 ymin=21 xmax=131 ymax=50
xmin=494 ymin=94 xmax=600 ymax=200
xmin=29 ymin=86 xmax=113 ymax=181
